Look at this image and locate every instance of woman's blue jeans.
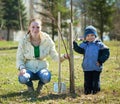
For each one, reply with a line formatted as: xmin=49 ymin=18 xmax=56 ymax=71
xmin=18 ymin=69 xmax=51 ymax=87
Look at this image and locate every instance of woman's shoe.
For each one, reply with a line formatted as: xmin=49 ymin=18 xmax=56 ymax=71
xmin=27 ymin=86 xmax=34 ymax=92
xmin=36 ymin=84 xmax=43 ymax=93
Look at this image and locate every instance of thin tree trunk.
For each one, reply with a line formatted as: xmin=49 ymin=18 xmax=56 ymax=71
xmin=100 ymin=13 xmax=104 ymax=41
xmin=52 ymin=19 xmax=55 ymax=41
xmin=51 ymin=0 xmax=54 ymax=41
xmin=7 ymin=27 xmax=10 ymax=41
xmin=18 ymin=0 xmax=23 ymax=31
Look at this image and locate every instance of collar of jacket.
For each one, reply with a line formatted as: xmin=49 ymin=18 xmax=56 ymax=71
xmin=84 ymin=39 xmax=101 ymax=44
xmin=25 ymin=32 xmax=46 ymax=44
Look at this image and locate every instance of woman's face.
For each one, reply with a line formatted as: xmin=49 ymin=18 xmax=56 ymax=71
xmin=85 ymin=34 xmax=96 ymax=42
xmin=29 ymin=20 xmax=41 ymax=37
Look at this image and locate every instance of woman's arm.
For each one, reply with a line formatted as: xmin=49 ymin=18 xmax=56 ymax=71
xmin=16 ymin=40 xmax=26 ymax=70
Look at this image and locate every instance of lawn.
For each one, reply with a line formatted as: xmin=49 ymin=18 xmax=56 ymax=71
xmin=0 ymin=40 xmax=120 ymax=104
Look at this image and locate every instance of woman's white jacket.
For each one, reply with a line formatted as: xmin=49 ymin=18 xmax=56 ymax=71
xmin=16 ymin=32 xmax=59 ymax=73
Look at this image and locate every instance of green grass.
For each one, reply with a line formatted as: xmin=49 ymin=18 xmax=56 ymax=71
xmin=0 ymin=40 xmax=120 ymax=104
xmin=0 ymin=41 xmax=18 ymax=48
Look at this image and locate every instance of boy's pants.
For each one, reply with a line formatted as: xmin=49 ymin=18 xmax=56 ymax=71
xmin=84 ymin=71 xmax=101 ymax=93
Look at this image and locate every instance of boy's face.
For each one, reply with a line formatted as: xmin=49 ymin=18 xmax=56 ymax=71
xmin=85 ymin=34 xmax=96 ymax=42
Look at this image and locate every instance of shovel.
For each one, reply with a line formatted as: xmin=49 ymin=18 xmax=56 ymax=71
xmin=53 ymin=48 xmax=66 ymax=93
xmin=53 ymin=38 xmax=66 ymax=93
xmin=53 ymin=27 xmax=66 ymax=93
xmin=53 ymin=12 xmax=66 ymax=93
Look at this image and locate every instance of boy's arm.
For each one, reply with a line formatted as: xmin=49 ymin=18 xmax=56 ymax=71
xmin=98 ymin=48 xmax=110 ymax=65
xmin=73 ymin=41 xmax=85 ymax=54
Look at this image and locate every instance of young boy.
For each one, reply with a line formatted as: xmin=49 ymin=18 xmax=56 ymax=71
xmin=73 ymin=25 xmax=110 ymax=95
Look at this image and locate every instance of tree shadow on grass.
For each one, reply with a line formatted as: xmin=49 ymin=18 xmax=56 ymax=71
xmin=0 ymin=90 xmax=79 ymax=103
xmin=0 ymin=91 xmax=32 ymax=99
xmin=0 ymin=86 xmax=84 ymax=103
xmin=37 ymin=92 xmax=77 ymax=102
xmin=0 ymin=92 xmax=20 ymax=97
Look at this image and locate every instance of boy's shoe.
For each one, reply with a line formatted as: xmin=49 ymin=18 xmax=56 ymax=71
xmin=97 ymin=88 xmax=101 ymax=92
xmin=36 ymin=84 xmax=43 ymax=93
xmin=84 ymin=90 xmax=91 ymax=95
xmin=92 ymin=90 xmax=97 ymax=94
xmin=27 ymin=86 xmax=34 ymax=92
xmin=92 ymin=88 xmax=100 ymax=95
xmin=92 ymin=89 xmax=100 ymax=94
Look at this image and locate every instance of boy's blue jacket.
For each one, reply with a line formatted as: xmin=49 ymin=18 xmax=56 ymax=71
xmin=73 ymin=40 xmax=110 ymax=71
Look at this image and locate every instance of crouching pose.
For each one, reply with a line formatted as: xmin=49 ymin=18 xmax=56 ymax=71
xmin=73 ymin=25 xmax=110 ymax=95
xmin=16 ymin=18 xmax=68 ymax=93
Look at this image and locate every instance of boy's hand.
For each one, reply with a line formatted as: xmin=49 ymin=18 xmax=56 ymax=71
xmin=96 ymin=62 xmax=100 ymax=66
xmin=73 ymin=41 xmax=78 ymax=48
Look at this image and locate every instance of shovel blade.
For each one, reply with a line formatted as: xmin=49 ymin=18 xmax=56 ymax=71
xmin=53 ymin=82 xmax=66 ymax=93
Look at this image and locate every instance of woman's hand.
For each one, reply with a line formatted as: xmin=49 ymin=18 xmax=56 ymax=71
xmin=60 ymin=54 xmax=69 ymax=62
xmin=63 ymin=54 xmax=70 ymax=59
xmin=19 ymin=69 xmax=26 ymax=76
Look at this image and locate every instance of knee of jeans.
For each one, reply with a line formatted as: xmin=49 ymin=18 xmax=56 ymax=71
xmin=43 ymin=75 xmax=51 ymax=84
xmin=39 ymin=69 xmax=51 ymax=84
xmin=18 ymin=73 xmax=30 ymax=84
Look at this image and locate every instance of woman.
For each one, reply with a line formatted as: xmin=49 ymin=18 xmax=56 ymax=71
xmin=16 ymin=18 xmax=68 ymax=93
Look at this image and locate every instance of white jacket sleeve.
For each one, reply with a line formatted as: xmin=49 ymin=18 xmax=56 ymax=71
xmin=16 ymin=39 xmax=26 ymax=70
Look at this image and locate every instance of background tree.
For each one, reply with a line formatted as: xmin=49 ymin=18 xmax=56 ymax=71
xmin=110 ymin=0 xmax=120 ymax=40
xmin=68 ymin=0 xmax=88 ymax=36
xmin=85 ymin=0 xmax=115 ymax=41
xmin=34 ymin=0 xmax=70 ymax=41
xmin=18 ymin=0 xmax=27 ymax=31
xmin=1 ymin=0 xmax=27 ymax=41
xmin=0 ymin=0 xmax=4 ymax=29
